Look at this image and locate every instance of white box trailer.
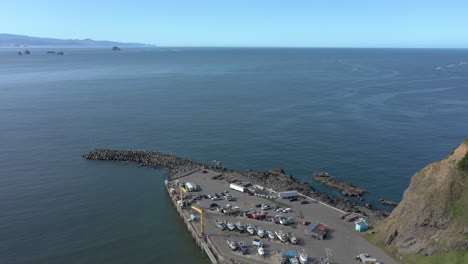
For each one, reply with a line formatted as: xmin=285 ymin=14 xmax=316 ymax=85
xmin=230 ymin=183 xmax=246 ymax=193
xmin=186 ymin=182 xmax=195 ymax=192
xmin=278 ymin=191 xmax=298 ymax=199
xmin=357 ymin=253 xmax=378 ymax=264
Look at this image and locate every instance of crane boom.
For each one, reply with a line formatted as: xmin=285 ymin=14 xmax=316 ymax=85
xmin=191 ymin=206 xmax=205 ymax=236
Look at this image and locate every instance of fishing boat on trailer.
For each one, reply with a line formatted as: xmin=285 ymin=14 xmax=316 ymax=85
xmin=299 ymin=249 xmax=308 ymax=264
xmin=236 ymin=222 xmax=245 ymax=232
xmin=267 ymin=230 xmax=275 ymax=239
xmin=287 ymin=232 xmax=298 ymax=244
xmin=215 ymin=220 xmax=226 ymax=230
xmin=227 ymin=239 xmax=237 ymax=250
xmin=275 ymin=230 xmax=288 ymax=242
xmin=247 ymin=224 xmax=255 ymax=235
xmin=287 ymin=251 xmax=299 ymax=264
xmin=227 ymin=221 xmax=236 ymax=231
xmin=256 ymin=226 xmax=265 ymax=238
xmin=277 ymin=250 xmax=287 ymax=264
xmin=239 ymin=241 xmax=248 ymax=254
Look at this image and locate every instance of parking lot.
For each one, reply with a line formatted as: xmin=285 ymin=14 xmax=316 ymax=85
xmin=169 ymin=170 xmax=398 ymax=264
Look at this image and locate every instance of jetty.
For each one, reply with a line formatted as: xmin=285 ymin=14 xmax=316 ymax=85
xmin=83 ymin=149 xmax=398 ymax=264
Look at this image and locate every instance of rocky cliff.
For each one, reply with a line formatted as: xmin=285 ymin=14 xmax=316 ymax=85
xmin=375 ymin=140 xmax=468 ymax=257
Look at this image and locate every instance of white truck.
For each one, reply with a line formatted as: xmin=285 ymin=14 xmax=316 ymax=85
xmin=230 ymin=183 xmax=246 ymax=193
xmin=356 ymin=253 xmax=379 ymax=264
xmin=278 ymin=191 xmax=298 ymax=199
xmin=185 ymin=182 xmax=195 ymax=192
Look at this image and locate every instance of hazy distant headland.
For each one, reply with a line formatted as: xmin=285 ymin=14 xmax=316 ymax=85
xmin=0 ymin=33 xmax=155 ymax=47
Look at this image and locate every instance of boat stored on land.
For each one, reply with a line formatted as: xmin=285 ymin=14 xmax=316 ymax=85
xmin=287 ymin=251 xmax=299 ymax=264
xmin=216 ymin=220 xmax=226 ymax=230
xmin=299 ymin=249 xmax=308 ymax=264
xmin=247 ymin=224 xmax=255 ymax=235
xmin=227 ymin=221 xmax=236 ymax=231
xmin=277 ymin=250 xmax=287 ymax=264
xmin=227 ymin=239 xmax=237 ymax=250
xmin=256 ymin=226 xmax=265 ymax=238
xmin=287 ymin=232 xmax=298 ymax=244
xmin=239 ymin=241 xmax=248 ymax=254
xmin=267 ymin=230 xmax=276 ymax=239
xmin=275 ymin=230 xmax=288 ymax=243
xmin=236 ymin=222 xmax=245 ymax=232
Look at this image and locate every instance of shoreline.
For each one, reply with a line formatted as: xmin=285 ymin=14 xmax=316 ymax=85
xmin=83 ymin=149 xmax=390 ymax=222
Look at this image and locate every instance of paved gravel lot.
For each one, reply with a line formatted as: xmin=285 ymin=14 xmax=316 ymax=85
xmin=170 ymin=170 xmax=398 ymax=264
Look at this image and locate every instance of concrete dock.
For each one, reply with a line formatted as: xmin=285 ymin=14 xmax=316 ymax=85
xmin=165 ymin=169 xmax=398 ymax=264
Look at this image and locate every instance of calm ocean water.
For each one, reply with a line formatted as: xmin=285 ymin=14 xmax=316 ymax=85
xmin=1 ymin=47 xmax=467 ymax=263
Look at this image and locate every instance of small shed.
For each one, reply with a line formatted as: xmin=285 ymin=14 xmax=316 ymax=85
xmin=355 ymin=219 xmax=369 ymax=232
xmin=305 ymin=222 xmax=328 ymax=240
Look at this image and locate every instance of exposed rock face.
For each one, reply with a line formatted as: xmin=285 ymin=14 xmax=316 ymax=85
xmin=313 ymin=173 xmax=368 ymax=197
xmin=83 ymin=149 xmax=389 ymax=221
xmin=375 ymin=141 xmax=468 ymax=255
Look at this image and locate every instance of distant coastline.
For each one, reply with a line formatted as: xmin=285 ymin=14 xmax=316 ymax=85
xmin=0 ymin=33 xmax=155 ymax=48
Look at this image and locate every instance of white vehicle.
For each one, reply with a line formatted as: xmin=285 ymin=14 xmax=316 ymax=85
xmin=278 ymin=191 xmax=298 ymax=199
xmin=252 ymin=238 xmax=263 ymax=247
xmin=262 ymin=204 xmax=271 ymax=210
xmin=276 ymin=208 xmax=284 ymax=212
xmin=283 ymin=208 xmax=292 ymax=213
xmin=185 ymin=182 xmax=197 ymax=192
xmin=189 ymin=214 xmax=196 ymax=222
xmin=356 ymin=253 xmax=378 ymax=264
xmin=257 ymin=246 xmax=266 ymax=256
xmin=230 ymin=183 xmax=246 ymax=193
xmin=211 ymin=197 xmax=222 ymax=201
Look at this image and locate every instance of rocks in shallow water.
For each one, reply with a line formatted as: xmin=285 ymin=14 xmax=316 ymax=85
xmin=379 ymin=199 xmax=399 ymax=206
xmin=313 ymin=172 xmax=368 ymax=197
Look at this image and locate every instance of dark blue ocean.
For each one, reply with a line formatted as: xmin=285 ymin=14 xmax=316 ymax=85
xmin=1 ymin=47 xmax=467 ymax=263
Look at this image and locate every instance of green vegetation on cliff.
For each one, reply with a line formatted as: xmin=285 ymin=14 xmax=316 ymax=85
xmin=373 ymin=140 xmax=468 ymax=264
xmin=458 ymin=149 xmax=468 ymax=172
xmin=450 ymin=151 xmax=468 ymax=224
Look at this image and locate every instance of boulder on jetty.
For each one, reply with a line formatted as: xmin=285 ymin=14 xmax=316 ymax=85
xmin=313 ymin=172 xmax=368 ymax=197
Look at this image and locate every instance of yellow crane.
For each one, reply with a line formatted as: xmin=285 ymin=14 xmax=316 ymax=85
xmin=179 ymin=184 xmax=187 ymax=202
xmin=191 ymin=205 xmax=205 ymax=236
xmin=179 ymin=184 xmax=205 ymax=236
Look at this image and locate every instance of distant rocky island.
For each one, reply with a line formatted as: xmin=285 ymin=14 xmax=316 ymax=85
xmin=0 ymin=33 xmax=155 ymax=47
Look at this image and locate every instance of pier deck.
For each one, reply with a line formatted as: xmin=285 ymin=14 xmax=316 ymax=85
xmin=165 ymin=169 xmax=398 ymax=264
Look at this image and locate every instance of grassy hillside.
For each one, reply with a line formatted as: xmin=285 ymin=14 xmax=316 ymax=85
xmin=371 ymin=140 xmax=468 ymax=263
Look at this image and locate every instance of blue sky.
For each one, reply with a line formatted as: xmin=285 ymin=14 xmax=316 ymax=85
xmin=1 ymin=0 xmax=467 ymax=48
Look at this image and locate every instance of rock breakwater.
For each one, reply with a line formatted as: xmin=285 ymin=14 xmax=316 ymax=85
xmin=83 ymin=149 xmax=389 ymax=221
xmin=313 ymin=172 xmax=368 ymax=197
